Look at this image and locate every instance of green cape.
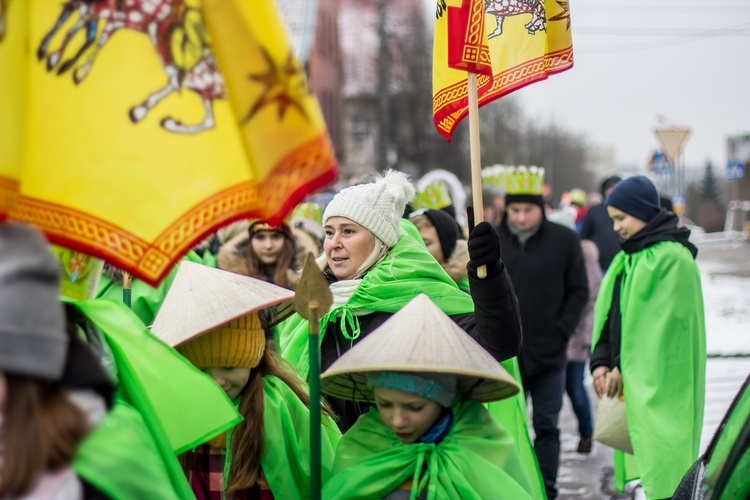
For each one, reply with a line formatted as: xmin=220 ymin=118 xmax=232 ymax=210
xmin=96 ymin=250 xmax=216 ymax=326
xmin=68 ymin=298 xmax=242 ymax=499
xmin=74 ymin=399 xmax=183 ymax=499
xmin=279 ymin=219 xmax=544 ymax=498
xmin=592 ymin=242 xmax=706 ymax=499
xmin=261 ymin=375 xmax=340 ymax=498
xmin=322 ymin=399 xmax=533 ymax=500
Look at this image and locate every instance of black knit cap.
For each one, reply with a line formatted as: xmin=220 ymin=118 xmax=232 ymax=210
xmin=505 ymin=193 xmax=546 ymax=211
xmin=605 ymin=175 xmax=661 ymax=223
xmin=422 ymin=209 xmax=461 ymax=260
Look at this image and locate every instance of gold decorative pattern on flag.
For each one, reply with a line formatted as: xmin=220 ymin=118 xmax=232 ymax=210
xmin=433 ymin=0 xmax=574 ymax=140
xmin=0 ymin=0 xmax=337 ymax=285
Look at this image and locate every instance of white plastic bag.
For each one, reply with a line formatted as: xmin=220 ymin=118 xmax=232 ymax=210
xmin=594 ymin=393 xmax=633 ymax=454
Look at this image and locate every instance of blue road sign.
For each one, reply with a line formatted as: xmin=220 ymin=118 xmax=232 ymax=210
xmin=727 ymin=161 xmax=745 ymax=181
xmin=650 ymin=151 xmax=673 ymax=174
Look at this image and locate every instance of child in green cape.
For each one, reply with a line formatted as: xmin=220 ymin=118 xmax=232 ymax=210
xmin=320 ymin=295 xmax=534 ymax=500
xmin=151 ymin=262 xmax=338 ymax=499
xmin=591 ymin=176 xmax=706 ymax=499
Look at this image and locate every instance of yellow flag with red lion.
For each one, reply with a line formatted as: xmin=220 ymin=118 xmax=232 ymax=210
xmin=0 ymin=0 xmax=336 ymax=285
xmin=433 ymin=0 xmax=573 ymax=140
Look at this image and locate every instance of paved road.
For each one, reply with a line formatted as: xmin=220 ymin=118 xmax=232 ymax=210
xmin=555 ymin=358 xmax=750 ymax=499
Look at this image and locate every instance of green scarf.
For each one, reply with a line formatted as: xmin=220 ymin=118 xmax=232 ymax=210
xmin=592 ymin=242 xmax=706 ymax=499
xmin=278 ymin=219 xmax=473 ymax=379
xmin=322 ymin=399 xmax=533 ymax=500
xmin=261 ymin=376 xmax=339 ymax=498
xmin=67 ymin=298 xmax=242 ymax=499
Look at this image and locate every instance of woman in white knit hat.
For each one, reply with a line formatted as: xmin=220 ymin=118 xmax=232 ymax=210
xmin=320 ymin=295 xmax=534 ymax=499
xmin=278 ymin=170 xmax=522 ymax=431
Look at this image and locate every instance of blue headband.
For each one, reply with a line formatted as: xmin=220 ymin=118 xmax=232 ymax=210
xmin=366 ymin=371 xmax=457 ymax=407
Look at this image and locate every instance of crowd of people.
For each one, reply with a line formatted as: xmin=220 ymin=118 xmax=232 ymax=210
xmin=0 ymin=168 xmax=708 ymax=500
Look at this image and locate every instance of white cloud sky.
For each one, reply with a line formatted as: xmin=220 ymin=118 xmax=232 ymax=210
xmin=508 ymin=0 xmax=750 ymax=173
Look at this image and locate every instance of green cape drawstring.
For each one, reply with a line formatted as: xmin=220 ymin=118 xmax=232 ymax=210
xmin=411 ymin=444 xmax=438 ymax=500
xmin=321 ymin=306 xmax=361 ymax=343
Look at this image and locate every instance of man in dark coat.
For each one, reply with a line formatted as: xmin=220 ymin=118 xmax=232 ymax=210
xmin=580 ymin=176 xmax=621 ymax=271
xmin=497 ymin=190 xmax=589 ymax=500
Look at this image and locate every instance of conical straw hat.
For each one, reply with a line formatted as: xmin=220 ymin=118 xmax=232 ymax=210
xmin=150 ymin=261 xmax=294 ymax=347
xmin=321 ymin=294 xmax=519 ymax=403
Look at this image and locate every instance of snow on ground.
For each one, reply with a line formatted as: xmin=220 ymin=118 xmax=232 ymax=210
xmin=696 ymin=240 xmax=750 ymax=356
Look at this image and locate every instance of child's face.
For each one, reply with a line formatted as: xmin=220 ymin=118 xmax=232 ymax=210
xmin=251 ymin=231 xmax=285 ymax=265
xmin=202 ymin=367 xmax=252 ymax=400
xmin=373 ymin=387 xmax=443 ymax=444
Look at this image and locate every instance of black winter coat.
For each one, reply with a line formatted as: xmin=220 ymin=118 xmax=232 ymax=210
xmin=321 ymin=269 xmax=522 ymax=431
xmin=497 ymin=218 xmax=589 ymax=379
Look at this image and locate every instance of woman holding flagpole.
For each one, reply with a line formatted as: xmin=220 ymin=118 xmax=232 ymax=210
xmin=277 ymin=169 xmax=521 ymax=431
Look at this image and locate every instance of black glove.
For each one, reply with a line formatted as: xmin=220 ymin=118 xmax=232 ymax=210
xmin=467 ymin=214 xmax=502 ymax=278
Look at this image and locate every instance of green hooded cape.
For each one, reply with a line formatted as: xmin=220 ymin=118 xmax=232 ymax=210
xmin=68 ymin=298 xmax=242 ymax=498
xmin=592 ymin=241 xmax=706 ymax=499
xmin=322 ymin=399 xmax=533 ymax=499
xmin=279 ymin=219 xmax=544 ymax=498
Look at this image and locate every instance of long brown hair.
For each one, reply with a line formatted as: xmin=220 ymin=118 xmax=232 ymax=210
xmin=245 ymin=236 xmax=296 ymax=289
xmin=0 ymin=375 xmax=88 ymax=497
xmin=225 ymin=340 xmax=332 ymax=493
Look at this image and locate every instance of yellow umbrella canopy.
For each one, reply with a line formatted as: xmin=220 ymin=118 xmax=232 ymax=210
xmin=0 ymin=0 xmax=336 ymax=285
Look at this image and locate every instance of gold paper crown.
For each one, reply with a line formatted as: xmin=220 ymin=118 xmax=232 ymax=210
xmin=482 ymin=164 xmax=513 ymax=191
xmin=413 ymin=181 xmax=453 ymax=210
xmin=291 ymin=202 xmax=324 ymax=225
xmin=506 ymin=166 xmax=545 ymax=195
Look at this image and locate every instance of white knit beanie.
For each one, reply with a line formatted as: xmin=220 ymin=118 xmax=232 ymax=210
xmin=323 ymin=170 xmax=416 ymax=248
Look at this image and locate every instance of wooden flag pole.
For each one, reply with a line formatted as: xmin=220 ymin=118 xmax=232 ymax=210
xmin=467 ymin=73 xmax=487 ymax=279
xmin=122 ymin=271 xmax=132 ymax=308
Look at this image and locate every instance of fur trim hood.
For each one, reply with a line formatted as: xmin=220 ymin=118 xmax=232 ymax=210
xmin=217 ymin=231 xmax=252 ymax=276
xmin=217 ymin=231 xmax=298 ymax=289
xmin=441 ymin=238 xmax=469 ymax=285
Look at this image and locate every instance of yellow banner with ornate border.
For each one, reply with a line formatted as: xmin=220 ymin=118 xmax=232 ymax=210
xmin=433 ymin=0 xmax=574 ymax=140
xmin=0 ymin=0 xmax=336 ymax=285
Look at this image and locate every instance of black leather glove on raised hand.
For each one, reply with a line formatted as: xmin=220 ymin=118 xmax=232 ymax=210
xmin=467 ymin=221 xmax=503 ymax=278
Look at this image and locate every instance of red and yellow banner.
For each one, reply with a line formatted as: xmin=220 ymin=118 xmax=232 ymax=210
xmin=0 ymin=0 xmax=336 ymax=285
xmin=433 ymin=0 xmax=574 ymax=140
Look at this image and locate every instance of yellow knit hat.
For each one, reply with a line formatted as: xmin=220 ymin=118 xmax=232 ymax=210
xmin=176 ymin=313 xmax=265 ymax=368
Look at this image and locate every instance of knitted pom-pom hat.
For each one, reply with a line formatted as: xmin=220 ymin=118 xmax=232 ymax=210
xmin=323 ymin=170 xmax=416 ymax=248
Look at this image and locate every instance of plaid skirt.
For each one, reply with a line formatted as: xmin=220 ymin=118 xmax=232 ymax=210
xmin=183 ymin=444 xmax=274 ymax=500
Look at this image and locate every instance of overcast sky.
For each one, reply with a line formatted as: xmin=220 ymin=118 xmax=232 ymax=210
xmin=422 ymin=1 xmax=750 ymax=175
xmin=508 ymin=0 xmax=750 ymax=174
